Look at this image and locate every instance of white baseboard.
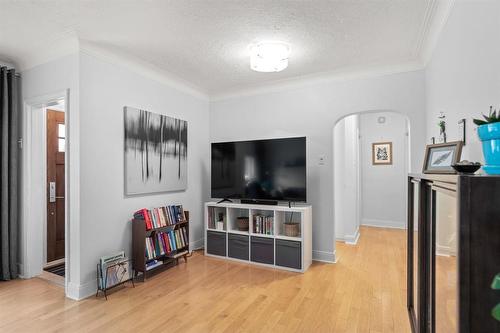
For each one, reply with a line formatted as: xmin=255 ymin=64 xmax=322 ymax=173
xmin=17 ymin=263 xmax=26 ymax=279
xmin=67 ymin=280 xmax=96 ymax=300
xmin=343 ymin=227 xmax=360 ymax=245
xmin=190 ymin=238 xmax=204 ymax=250
xmin=312 ymin=250 xmax=336 ymax=263
xmin=362 ymin=218 xmax=406 ymax=229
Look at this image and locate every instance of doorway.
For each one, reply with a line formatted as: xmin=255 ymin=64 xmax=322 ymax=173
xmin=43 ymin=108 xmax=66 ymax=278
xmin=22 ymin=93 xmax=69 ymax=289
xmin=333 ymin=111 xmax=410 ymax=244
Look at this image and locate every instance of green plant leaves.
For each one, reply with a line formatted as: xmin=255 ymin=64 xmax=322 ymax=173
xmin=492 ymin=274 xmax=500 ymax=290
xmin=492 ymin=274 xmax=500 ymax=322
xmin=473 ymin=106 xmax=500 ymax=126
xmin=473 ymin=119 xmax=488 ymax=126
xmin=493 ymin=303 xmax=500 ymax=322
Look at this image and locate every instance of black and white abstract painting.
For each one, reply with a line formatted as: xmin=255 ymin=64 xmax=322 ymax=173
xmin=124 ymin=106 xmax=187 ymax=195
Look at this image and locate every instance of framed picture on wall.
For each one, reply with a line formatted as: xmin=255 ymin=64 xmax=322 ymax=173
xmin=124 ymin=106 xmax=188 ymax=195
xmin=372 ymin=142 xmax=393 ymax=165
xmin=422 ymin=141 xmax=463 ymax=174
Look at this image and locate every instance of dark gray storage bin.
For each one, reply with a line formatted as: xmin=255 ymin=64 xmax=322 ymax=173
xmin=276 ymin=239 xmax=302 ymax=270
xmin=251 ymin=236 xmax=274 ymax=265
xmin=228 ymin=233 xmax=249 ymax=261
xmin=207 ymin=230 xmax=226 ymax=257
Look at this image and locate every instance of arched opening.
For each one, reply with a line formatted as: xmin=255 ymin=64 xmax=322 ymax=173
xmin=332 ymin=110 xmax=411 ymax=248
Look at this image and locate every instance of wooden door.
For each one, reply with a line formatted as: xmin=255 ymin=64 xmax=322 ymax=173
xmin=47 ymin=110 xmax=65 ymax=262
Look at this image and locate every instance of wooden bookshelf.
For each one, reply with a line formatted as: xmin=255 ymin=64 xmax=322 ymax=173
xmin=132 ymin=210 xmax=189 ymax=281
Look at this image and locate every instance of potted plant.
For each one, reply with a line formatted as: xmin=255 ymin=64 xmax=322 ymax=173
xmin=492 ymin=273 xmax=500 ymax=321
xmin=473 ymin=106 xmax=500 ymax=174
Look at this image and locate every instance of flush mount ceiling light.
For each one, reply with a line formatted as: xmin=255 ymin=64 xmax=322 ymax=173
xmin=250 ymin=41 xmax=291 ymax=72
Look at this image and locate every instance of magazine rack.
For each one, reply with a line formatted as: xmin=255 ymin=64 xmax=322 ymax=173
xmin=96 ymin=258 xmax=135 ymax=300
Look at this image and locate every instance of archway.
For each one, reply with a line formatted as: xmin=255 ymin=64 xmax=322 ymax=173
xmin=332 ymin=110 xmax=411 ymax=247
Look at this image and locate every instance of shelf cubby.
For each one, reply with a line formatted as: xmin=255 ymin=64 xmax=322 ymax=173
xmin=207 ymin=205 xmax=227 ymax=231
xmin=227 ymin=207 xmax=250 ymax=234
xmin=276 ymin=210 xmax=302 ymax=239
xmin=249 ymin=208 xmax=275 ymax=236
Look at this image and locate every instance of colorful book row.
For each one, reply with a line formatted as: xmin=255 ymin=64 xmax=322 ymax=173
xmin=145 ymin=227 xmax=188 ymax=260
xmin=134 ymin=205 xmax=186 ymax=230
xmin=253 ymin=215 xmax=274 ymax=235
xmin=146 ymin=260 xmax=163 ymax=271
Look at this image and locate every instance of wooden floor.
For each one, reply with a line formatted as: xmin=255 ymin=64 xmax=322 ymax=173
xmin=0 ymin=226 xmax=410 ymax=332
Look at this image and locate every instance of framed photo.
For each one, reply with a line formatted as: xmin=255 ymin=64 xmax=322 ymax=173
xmin=372 ymin=142 xmax=392 ymax=165
xmin=124 ymin=106 xmax=188 ymax=195
xmin=422 ymin=141 xmax=463 ymax=174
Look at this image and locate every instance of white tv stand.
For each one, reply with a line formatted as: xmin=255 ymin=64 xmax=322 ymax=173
xmin=204 ymin=201 xmax=312 ymax=273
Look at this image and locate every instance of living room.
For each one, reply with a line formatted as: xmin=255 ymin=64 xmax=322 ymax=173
xmin=1 ymin=1 xmax=499 ymax=332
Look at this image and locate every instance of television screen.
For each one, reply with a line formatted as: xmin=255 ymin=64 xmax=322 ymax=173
xmin=211 ymin=137 xmax=306 ymax=202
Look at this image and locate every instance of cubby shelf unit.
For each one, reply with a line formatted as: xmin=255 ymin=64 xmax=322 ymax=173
xmin=204 ymin=202 xmax=312 ymax=273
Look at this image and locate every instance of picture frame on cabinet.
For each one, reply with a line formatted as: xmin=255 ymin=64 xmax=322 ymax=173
xmin=422 ymin=141 xmax=463 ymax=174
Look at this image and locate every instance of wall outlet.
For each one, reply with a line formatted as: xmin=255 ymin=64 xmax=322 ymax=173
xmin=319 ymin=155 xmax=326 ymax=165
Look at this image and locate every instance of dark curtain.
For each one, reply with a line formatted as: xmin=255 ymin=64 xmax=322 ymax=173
xmin=0 ymin=67 xmax=20 ymax=280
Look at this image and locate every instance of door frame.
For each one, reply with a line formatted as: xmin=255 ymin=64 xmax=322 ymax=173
xmin=21 ymin=89 xmax=74 ymax=297
xmin=45 ymin=109 xmax=66 ymax=265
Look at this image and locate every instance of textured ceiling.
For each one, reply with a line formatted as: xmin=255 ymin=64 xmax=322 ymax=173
xmin=0 ymin=0 xmax=448 ymax=96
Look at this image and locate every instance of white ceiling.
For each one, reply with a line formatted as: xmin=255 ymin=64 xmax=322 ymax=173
xmin=0 ymin=0 xmax=452 ymax=97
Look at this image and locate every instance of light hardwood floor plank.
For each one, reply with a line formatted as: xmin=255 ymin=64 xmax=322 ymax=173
xmin=0 ymin=226 xmax=411 ymax=333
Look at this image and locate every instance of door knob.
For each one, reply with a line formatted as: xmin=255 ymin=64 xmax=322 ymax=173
xmin=51 ymin=211 xmax=55 ymax=216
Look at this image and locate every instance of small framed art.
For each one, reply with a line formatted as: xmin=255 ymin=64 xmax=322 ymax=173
xmin=422 ymin=141 xmax=463 ymax=174
xmin=372 ymin=142 xmax=393 ymax=165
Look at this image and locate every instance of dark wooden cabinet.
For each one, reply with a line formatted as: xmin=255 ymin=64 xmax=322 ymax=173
xmin=407 ymin=174 xmax=500 ymax=333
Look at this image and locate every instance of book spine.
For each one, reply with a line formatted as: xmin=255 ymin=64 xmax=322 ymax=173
xmin=182 ymin=227 xmax=188 ymax=247
xmin=159 ymin=208 xmax=164 ymax=227
xmin=146 ymin=210 xmax=153 ymax=230
xmin=173 ymin=206 xmax=178 ymax=223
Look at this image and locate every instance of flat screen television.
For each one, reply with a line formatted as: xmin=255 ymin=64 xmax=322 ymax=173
xmin=211 ymin=137 xmax=306 ymax=202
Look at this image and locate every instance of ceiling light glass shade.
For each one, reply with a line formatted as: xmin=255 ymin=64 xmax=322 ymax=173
xmin=250 ymin=42 xmax=290 ymax=72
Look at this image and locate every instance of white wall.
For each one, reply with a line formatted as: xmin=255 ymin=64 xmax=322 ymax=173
xmin=210 ymin=70 xmax=427 ymax=262
xmin=426 ymin=0 xmax=500 ymax=163
xmin=21 ymin=53 xmax=82 ymax=297
xmin=334 ymin=115 xmax=360 ymax=243
xmin=78 ymin=51 xmax=210 ymax=297
xmin=359 ymin=112 xmax=408 ymax=229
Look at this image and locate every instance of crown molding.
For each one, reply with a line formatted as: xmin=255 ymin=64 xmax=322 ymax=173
xmin=79 ymin=39 xmax=209 ymax=101
xmin=0 ymin=58 xmax=17 ymax=69
xmin=416 ymin=0 xmax=455 ymax=66
xmin=210 ymin=60 xmax=425 ymax=102
xmin=12 ymin=1 xmax=454 ymax=102
xmin=17 ymin=31 xmax=79 ymax=72
xmin=14 ymin=34 xmax=209 ymax=101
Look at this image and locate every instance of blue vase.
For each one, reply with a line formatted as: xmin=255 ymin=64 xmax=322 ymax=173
xmin=478 ymin=123 xmax=500 ymax=174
